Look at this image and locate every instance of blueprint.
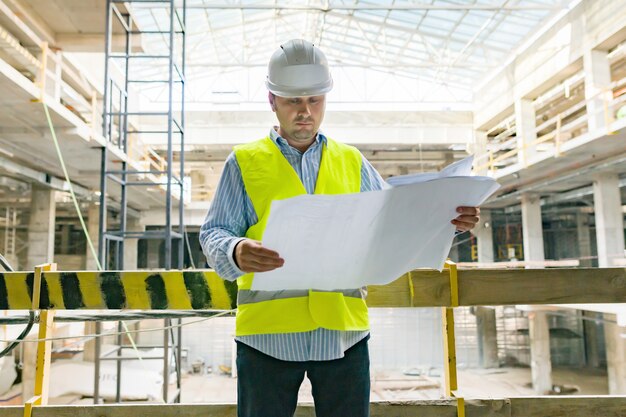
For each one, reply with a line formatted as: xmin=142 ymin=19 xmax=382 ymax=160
xmin=252 ymin=155 xmax=500 ymax=291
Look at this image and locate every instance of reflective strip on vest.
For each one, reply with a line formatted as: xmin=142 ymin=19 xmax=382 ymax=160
xmin=233 ymin=136 xmax=369 ymax=336
xmin=237 ymin=288 xmax=367 ymax=305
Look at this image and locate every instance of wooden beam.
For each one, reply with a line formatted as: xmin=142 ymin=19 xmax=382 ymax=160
xmin=2 ymin=397 xmax=626 ymax=417
xmin=1 ymin=267 xmax=625 ymax=310
xmin=368 ymin=267 xmax=626 ymax=307
xmin=454 ymin=268 xmax=626 ymax=306
xmin=509 ymin=396 xmax=626 ymax=416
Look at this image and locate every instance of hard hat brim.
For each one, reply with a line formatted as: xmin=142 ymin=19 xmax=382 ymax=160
xmin=265 ymin=79 xmax=333 ymax=98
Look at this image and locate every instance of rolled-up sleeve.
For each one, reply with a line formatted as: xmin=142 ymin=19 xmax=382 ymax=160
xmin=199 ymin=152 xmax=252 ymax=280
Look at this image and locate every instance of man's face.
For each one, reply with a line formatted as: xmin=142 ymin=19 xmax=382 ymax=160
xmin=272 ymin=94 xmax=326 ymax=150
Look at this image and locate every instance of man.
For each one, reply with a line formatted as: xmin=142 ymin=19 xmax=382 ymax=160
xmin=199 ymin=39 xmax=480 ymax=417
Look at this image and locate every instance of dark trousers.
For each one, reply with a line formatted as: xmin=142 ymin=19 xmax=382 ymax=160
xmin=236 ymin=336 xmax=371 ymax=417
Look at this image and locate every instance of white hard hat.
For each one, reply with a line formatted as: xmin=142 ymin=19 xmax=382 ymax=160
xmin=266 ymin=39 xmax=333 ymax=97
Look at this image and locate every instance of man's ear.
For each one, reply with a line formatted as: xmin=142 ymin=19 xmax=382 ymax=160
xmin=268 ymin=92 xmax=277 ymax=112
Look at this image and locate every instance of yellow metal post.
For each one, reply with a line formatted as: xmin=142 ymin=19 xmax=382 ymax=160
xmin=442 ymin=260 xmax=465 ymax=417
xmin=24 ymin=263 xmax=56 ymax=417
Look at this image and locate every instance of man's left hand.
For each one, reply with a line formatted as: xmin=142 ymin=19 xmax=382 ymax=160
xmin=452 ymin=206 xmax=480 ymax=233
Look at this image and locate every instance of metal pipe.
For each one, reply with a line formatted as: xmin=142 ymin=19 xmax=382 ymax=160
xmin=118 ymin=12 xmax=132 ymax=270
xmin=178 ymin=0 xmax=187 ymax=272
xmin=174 ymin=4 xmax=559 ymax=11
xmin=164 ymin=0 xmax=175 ymax=270
xmin=115 ymin=321 xmax=122 ymax=402
xmin=98 ymin=0 xmax=112 ymax=268
xmin=176 ymin=318 xmax=182 ymax=401
xmin=163 ymin=318 xmax=170 ymax=402
xmin=94 ymin=321 xmax=102 ymax=404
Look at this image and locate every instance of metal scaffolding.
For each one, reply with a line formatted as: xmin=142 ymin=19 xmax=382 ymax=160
xmin=97 ymin=0 xmax=186 ymax=404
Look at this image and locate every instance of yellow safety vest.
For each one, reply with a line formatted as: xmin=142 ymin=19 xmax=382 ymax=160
xmin=232 ymin=136 xmax=370 ymax=336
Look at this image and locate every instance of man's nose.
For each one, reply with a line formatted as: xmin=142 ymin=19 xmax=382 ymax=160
xmin=297 ymin=102 xmax=311 ymax=117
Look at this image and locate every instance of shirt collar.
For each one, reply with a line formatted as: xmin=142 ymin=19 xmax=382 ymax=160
xmin=269 ymin=127 xmax=327 ymax=151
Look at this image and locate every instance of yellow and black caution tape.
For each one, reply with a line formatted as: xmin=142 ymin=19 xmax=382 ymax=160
xmin=0 ymin=270 xmax=237 ymax=310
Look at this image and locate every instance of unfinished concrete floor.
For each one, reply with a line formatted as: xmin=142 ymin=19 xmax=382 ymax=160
xmin=178 ymin=367 xmax=609 ymax=403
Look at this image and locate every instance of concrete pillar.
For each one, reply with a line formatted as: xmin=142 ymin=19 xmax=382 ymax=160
xmin=124 ymin=217 xmax=144 ymax=270
xmin=528 ymin=311 xmax=553 ymax=394
xmin=86 ymin=202 xmax=100 ymax=270
xmin=474 ymin=209 xmax=494 ymax=263
xmin=593 ymin=173 xmax=625 ymax=267
xmin=583 ymin=49 xmax=611 ymax=132
xmin=473 ymin=209 xmax=498 ymax=368
xmin=60 ymin=224 xmax=70 ymax=253
xmin=583 ymin=311 xmax=601 ymax=369
xmin=473 ymin=130 xmax=489 ymax=176
xmin=576 ymin=210 xmax=593 ymax=267
xmin=521 ymin=193 xmax=545 ymax=266
xmin=83 ymin=321 xmax=97 ymax=362
xmin=515 ymin=99 xmax=537 ymax=166
xmin=27 ymin=186 xmax=56 ymax=268
xmin=521 ymin=194 xmax=551 ymax=393
xmin=476 ymin=307 xmax=499 ymax=368
xmin=473 ymin=208 xmax=498 ymax=368
xmin=604 ymin=314 xmax=626 ymax=394
xmin=147 ymin=240 xmax=161 ymax=269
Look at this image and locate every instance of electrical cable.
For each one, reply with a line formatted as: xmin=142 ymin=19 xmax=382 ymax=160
xmin=0 ymin=252 xmax=14 ymax=272
xmin=42 ymin=102 xmax=102 ymax=271
xmin=184 ymin=229 xmax=196 ymax=269
xmin=0 ymin=311 xmax=37 ymax=358
xmin=451 ymin=231 xmax=471 ymax=248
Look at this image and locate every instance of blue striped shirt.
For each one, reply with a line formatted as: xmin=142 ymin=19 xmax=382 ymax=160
xmin=199 ymin=128 xmax=386 ymax=361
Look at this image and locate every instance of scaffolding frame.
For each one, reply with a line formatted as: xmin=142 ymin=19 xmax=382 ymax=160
xmin=97 ymin=0 xmax=186 ymax=404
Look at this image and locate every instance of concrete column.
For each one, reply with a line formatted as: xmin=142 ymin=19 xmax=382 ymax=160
xmin=583 ymin=49 xmax=612 ymax=132
xmin=473 ymin=209 xmax=498 ymax=368
xmin=576 ymin=210 xmax=593 ymax=267
xmin=124 ymin=217 xmax=144 ymax=270
xmin=147 ymin=240 xmax=161 ymax=269
xmin=476 ymin=307 xmax=499 ymax=368
xmin=86 ymin=202 xmax=100 ymax=270
xmin=593 ymin=173 xmax=625 ymax=267
xmin=521 ymin=193 xmax=545 ymax=266
xmin=473 ymin=130 xmax=489 ymax=176
xmin=474 ymin=209 xmax=494 ymax=263
xmin=583 ymin=311 xmax=601 ymax=369
xmin=528 ymin=311 xmax=552 ymax=394
xmin=521 ymin=194 xmax=551 ymax=393
xmin=515 ymin=99 xmax=537 ymax=166
xmin=26 ymin=186 xmax=56 ymax=268
xmin=604 ymin=314 xmax=626 ymax=394
xmin=59 ymin=224 xmax=70 ymax=253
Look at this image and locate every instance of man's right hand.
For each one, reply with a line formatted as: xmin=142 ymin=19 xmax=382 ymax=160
xmin=234 ymin=239 xmax=285 ymax=273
